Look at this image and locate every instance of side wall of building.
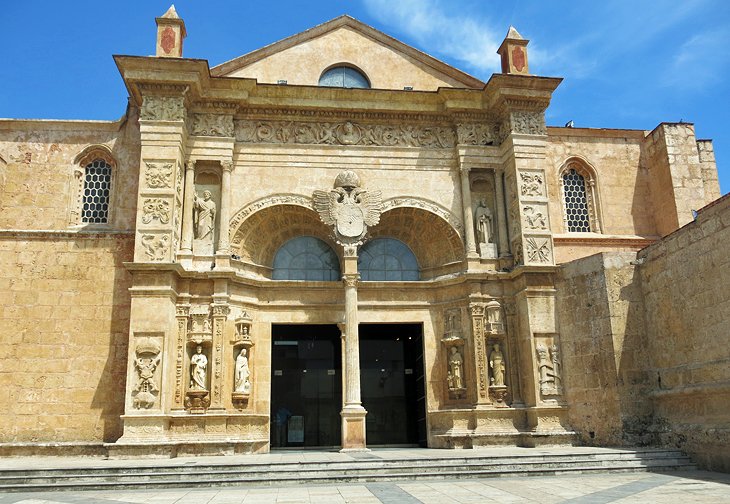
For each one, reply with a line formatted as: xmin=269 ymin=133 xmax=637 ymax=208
xmin=638 ymin=194 xmax=730 ymax=472
xmin=557 ymin=252 xmax=653 ymax=446
xmin=0 ymin=116 xmax=139 ymax=448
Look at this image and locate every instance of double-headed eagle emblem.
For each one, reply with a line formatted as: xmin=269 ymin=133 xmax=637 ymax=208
xmin=313 ymin=170 xmax=382 ymax=246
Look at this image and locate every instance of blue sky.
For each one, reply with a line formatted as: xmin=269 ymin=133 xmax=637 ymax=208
xmin=1 ymin=0 xmax=728 ymax=194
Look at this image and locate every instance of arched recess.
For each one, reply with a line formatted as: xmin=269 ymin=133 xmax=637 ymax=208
xmin=368 ymin=207 xmax=464 ymax=279
xmin=230 ymin=203 xmax=338 ymax=274
xmin=70 ymin=144 xmax=117 ymax=226
xmin=557 ymin=156 xmax=603 ymax=233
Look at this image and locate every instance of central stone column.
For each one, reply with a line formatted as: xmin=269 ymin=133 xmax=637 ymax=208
xmin=459 ymin=166 xmax=479 ymax=259
xmin=312 ymin=169 xmax=382 ymax=451
xmin=340 ymin=248 xmax=368 ymax=451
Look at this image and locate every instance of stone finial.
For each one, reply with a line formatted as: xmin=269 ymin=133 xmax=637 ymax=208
xmin=497 ymin=26 xmax=529 ymax=75
xmin=156 ymin=5 xmax=187 ymax=58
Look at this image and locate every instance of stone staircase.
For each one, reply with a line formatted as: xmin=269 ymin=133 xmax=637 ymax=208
xmin=0 ymin=447 xmax=695 ymax=492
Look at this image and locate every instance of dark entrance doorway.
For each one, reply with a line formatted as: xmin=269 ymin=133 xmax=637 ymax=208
xmin=270 ymin=324 xmax=341 ymax=448
xmin=359 ymin=323 xmax=427 ymax=446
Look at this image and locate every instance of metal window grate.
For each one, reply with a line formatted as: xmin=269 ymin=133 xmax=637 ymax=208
xmin=562 ymin=168 xmax=591 ymax=232
xmin=81 ymin=159 xmax=111 ymax=223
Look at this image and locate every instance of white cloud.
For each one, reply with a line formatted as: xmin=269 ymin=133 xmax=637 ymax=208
xmin=664 ymin=27 xmax=730 ymax=91
xmin=361 ymin=0 xmax=502 ymax=77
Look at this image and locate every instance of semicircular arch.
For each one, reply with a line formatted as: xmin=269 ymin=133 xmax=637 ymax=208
xmin=368 ymin=206 xmax=464 ymax=278
xmin=230 ymin=203 xmax=337 ymax=269
xmin=381 ymin=197 xmax=463 ymax=237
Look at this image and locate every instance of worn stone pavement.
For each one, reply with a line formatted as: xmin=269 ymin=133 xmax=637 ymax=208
xmin=1 ymin=471 xmax=729 ymax=504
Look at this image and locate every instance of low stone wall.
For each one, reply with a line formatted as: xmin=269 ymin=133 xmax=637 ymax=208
xmin=638 ymin=194 xmax=730 ymax=472
xmin=0 ymin=231 xmax=133 ymax=444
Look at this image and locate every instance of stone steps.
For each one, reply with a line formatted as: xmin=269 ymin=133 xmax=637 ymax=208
xmin=0 ymin=448 xmax=695 ymax=492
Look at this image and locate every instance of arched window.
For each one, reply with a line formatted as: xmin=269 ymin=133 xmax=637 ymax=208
xmin=318 ymin=65 xmax=370 ymax=89
xmin=81 ymin=159 xmax=112 ymax=223
xmin=272 ymin=236 xmax=341 ymax=281
xmin=70 ymin=146 xmax=116 ymax=226
xmin=359 ymin=238 xmax=420 ymax=281
xmin=560 ymin=160 xmax=602 ymax=233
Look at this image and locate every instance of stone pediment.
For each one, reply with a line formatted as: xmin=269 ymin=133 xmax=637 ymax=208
xmin=211 ymin=15 xmax=484 ymax=91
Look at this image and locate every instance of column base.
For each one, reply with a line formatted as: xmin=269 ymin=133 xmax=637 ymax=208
xmin=340 ymin=405 xmax=368 ymax=451
xmin=177 ymin=250 xmax=193 ymax=269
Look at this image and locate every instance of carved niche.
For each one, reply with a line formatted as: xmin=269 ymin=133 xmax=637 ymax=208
xmin=232 ymin=311 xmax=254 ymax=409
xmin=441 ymin=307 xmax=466 ymax=400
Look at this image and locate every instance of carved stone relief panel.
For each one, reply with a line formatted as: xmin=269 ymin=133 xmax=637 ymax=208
xmin=130 ymin=335 xmax=163 ymax=410
xmin=523 ymin=203 xmax=549 ymax=231
xmin=174 ymin=305 xmax=189 ymax=408
xmin=519 ymin=171 xmax=546 ymax=198
xmin=525 ymin=236 xmax=553 ymax=264
xmin=534 ymin=333 xmax=563 ymax=398
xmin=144 ymin=162 xmax=173 ymax=189
xmin=469 ymin=303 xmax=488 ymax=401
xmin=235 ymin=119 xmax=456 ymax=148
xmin=456 ymin=123 xmax=497 ymax=146
xmin=140 ymin=233 xmax=171 ymax=262
xmin=190 ymin=113 xmax=234 ymax=137
xmin=140 ymin=95 xmax=186 ymax=121
xmin=141 ymin=198 xmax=172 ymax=225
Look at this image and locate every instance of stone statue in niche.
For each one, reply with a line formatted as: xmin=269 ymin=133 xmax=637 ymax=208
xmin=234 ymin=348 xmax=251 ymax=394
xmin=474 ymin=198 xmax=497 ymax=259
xmin=489 ymin=343 xmax=506 ymax=386
xmin=447 ymin=346 xmax=464 ymax=390
xmin=190 ymin=344 xmax=208 ymax=390
xmin=193 ymin=190 xmax=216 ymax=243
xmin=536 ymin=343 xmax=562 ymax=396
xmin=132 ymin=338 xmax=162 ymax=409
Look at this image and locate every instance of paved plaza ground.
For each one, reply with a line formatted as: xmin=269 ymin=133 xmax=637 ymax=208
xmin=1 ymin=471 xmax=729 ymax=504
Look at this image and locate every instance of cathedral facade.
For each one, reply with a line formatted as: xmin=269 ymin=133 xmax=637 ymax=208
xmin=1 ymin=8 xmax=728 ymax=469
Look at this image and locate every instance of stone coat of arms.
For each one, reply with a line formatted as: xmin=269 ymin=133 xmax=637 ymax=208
xmin=313 ymin=170 xmax=382 ymax=246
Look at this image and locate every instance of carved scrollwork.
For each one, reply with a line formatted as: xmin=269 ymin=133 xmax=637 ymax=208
xmin=456 ymin=123 xmax=496 ymax=146
xmin=235 ymin=120 xmax=456 ymax=148
xmin=140 ymin=233 xmax=170 ymax=261
xmin=142 ymin=198 xmax=171 ymax=224
xmin=144 ymin=162 xmax=173 ymax=188
xmin=519 ymin=172 xmax=545 ymax=197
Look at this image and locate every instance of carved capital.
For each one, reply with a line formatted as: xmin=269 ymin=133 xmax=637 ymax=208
xmin=175 ymin=305 xmax=190 ymax=317
xmin=469 ymin=302 xmax=486 ymax=317
xmin=211 ymin=305 xmax=230 ymax=318
xmin=220 ymin=160 xmax=234 ymax=172
xmin=342 ymin=274 xmax=360 ymax=288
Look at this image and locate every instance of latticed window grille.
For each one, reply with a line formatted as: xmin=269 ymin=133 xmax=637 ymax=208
xmin=562 ymin=168 xmax=591 ymax=232
xmin=81 ymin=159 xmax=112 ymax=223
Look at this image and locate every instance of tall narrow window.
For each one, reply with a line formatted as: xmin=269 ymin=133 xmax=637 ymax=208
xmin=81 ymin=158 xmax=112 ymax=223
xmin=559 ymin=159 xmax=602 ymax=233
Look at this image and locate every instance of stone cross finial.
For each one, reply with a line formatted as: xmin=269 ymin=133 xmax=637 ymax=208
xmin=497 ymin=26 xmax=529 ymax=75
xmin=156 ymin=5 xmax=187 ymax=58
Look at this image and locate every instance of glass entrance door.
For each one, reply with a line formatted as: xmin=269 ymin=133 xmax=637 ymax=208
xmin=270 ymin=325 xmax=341 ymax=448
xmin=359 ymin=324 xmax=426 ymax=446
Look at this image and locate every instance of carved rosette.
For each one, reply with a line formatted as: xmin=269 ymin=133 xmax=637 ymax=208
xmin=144 ymin=162 xmax=173 ymax=188
xmin=142 ymin=198 xmax=171 ymax=224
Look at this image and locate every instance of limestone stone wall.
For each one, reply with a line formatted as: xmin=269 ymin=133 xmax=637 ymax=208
xmin=0 ymin=233 xmax=133 ymax=444
xmin=638 ymin=194 xmax=730 ymax=472
xmin=0 ymin=117 xmax=140 ymax=231
xmin=556 ymin=252 xmax=652 ymax=446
